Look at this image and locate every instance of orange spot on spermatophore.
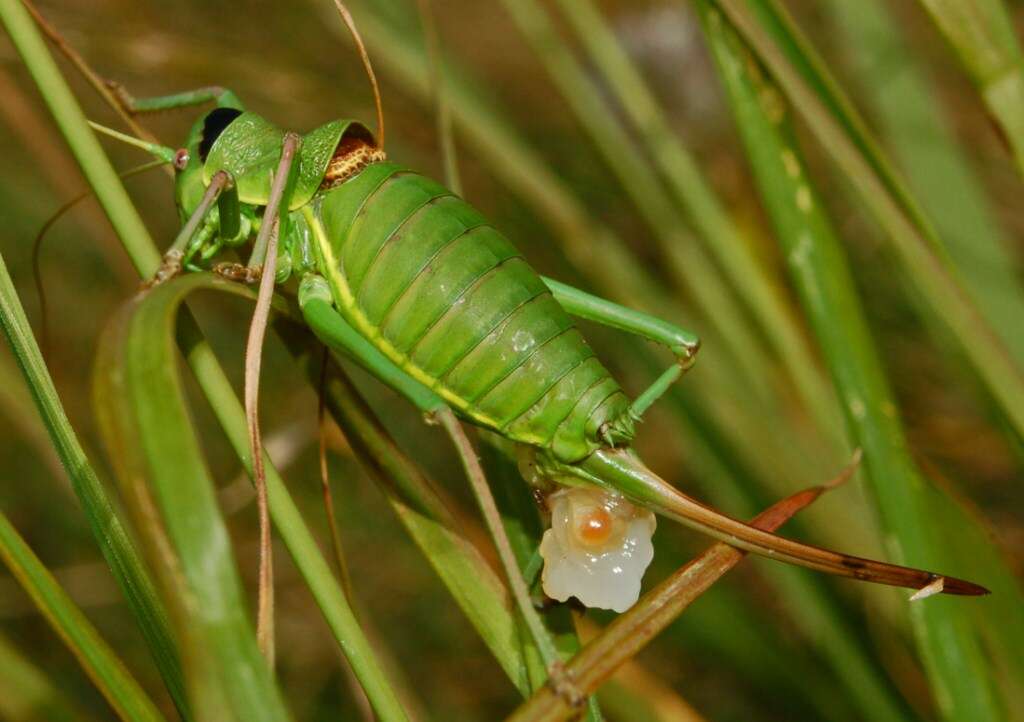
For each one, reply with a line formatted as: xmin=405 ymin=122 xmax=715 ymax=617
xmin=576 ymin=508 xmax=614 ymax=547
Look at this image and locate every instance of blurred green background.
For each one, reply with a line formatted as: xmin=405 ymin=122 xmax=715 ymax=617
xmin=0 ymin=0 xmax=1022 ymax=720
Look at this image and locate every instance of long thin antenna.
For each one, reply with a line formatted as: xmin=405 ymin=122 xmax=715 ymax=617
xmin=32 ymin=159 xmax=167 ymax=359
xmin=331 ymin=0 xmax=385 ymax=149
xmin=87 ymin=121 xmax=177 ymax=163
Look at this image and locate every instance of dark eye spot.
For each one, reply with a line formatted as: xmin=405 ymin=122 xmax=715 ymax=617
xmin=198 ymin=107 xmax=243 ymax=162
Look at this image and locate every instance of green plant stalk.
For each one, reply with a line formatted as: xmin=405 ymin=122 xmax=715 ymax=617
xmin=480 ymin=435 xmax=606 ymax=717
xmin=0 ymin=631 xmax=99 ymax=722
xmin=912 ymin=0 xmax=1024 ymax=177
xmin=0 ymin=252 xmax=189 ymax=718
xmin=825 ymin=0 xmax=1024 ymax=397
xmin=552 ymin=0 xmax=842 ymax=445
xmin=0 ymin=511 xmax=165 ymax=722
xmin=707 ymin=0 xmax=1024 ymax=443
xmin=697 ymin=6 xmax=1003 ymax=719
xmin=0 ymin=0 xmax=160 ymax=274
xmin=436 ymin=410 xmax=563 ymax=669
xmin=0 ymin=3 xmax=415 ymax=716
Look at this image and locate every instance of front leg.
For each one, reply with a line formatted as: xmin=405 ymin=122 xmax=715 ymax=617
xmin=148 ymin=171 xmax=240 ymax=287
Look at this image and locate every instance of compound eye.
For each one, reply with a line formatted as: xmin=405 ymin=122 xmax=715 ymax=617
xmin=198 ymin=107 xmax=243 ymax=162
xmin=173 ymin=148 xmax=190 ymax=170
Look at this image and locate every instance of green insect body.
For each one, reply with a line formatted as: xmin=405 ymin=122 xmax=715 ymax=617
xmin=309 ymin=162 xmax=632 ymax=463
xmin=154 ymin=96 xmax=984 ymax=599
xmin=185 ymin=104 xmax=635 ymax=464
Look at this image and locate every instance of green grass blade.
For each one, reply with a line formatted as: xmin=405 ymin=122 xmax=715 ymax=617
xmin=697 ymin=6 xmax=1004 ymax=718
xmin=0 ymin=0 xmax=159 ymax=276
xmin=0 ymin=511 xmax=165 ymax=722
xmin=708 ymin=0 xmax=1024 ymax=442
xmin=93 ymin=283 xmax=294 ymax=722
xmin=0 ymin=631 xmax=100 ymax=722
xmin=94 ymin=273 xmax=413 ymax=722
xmin=927 ymin=484 xmax=1024 ymax=700
xmin=825 ymin=0 xmax=1024 ymax=381
xmin=551 ymin=0 xmax=842 ymax=442
xmin=498 ymin=0 xmax=779 ymax=407
xmin=912 ymin=0 xmax=1024 ymax=176
xmin=0 ymin=252 xmax=188 ymax=719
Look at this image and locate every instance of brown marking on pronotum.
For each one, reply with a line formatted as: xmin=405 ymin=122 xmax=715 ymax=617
xmin=321 ymin=126 xmax=387 ymax=189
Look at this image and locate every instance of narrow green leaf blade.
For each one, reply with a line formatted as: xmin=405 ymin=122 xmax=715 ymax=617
xmin=696 ymin=6 xmax=1004 ymax=718
xmin=0 ymin=631 xmax=100 ymax=722
xmin=913 ymin=0 xmax=1024 ymax=176
xmin=95 ymin=272 xmax=413 ymax=722
xmin=94 ymin=278 xmax=293 ymax=722
xmin=0 ymin=252 xmax=188 ymax=718
xmin=709 ymin=0 xmax=1024 ymax=442
xmin=0 ymin=511 xmax=165 ymax=722
xmin=825 ymin=0 xmax=1024 ymax=393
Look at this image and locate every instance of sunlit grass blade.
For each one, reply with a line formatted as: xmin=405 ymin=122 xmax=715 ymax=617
xmin=912 ymin=0 xmax=1024 ymax=176
xmin=0 ymin=252 xmax=188 ymax=717
xmin=696 ymin=6 xmax=1003 ymax=718
xmin=0 ymin=631 xmax=100 ymax=722
xmin=550 ymin=0 xmax=841 ymax=443
xmin=94 ymin=273 xmax=413 ymax=722
xmin=0 ymin=511 xmax=165 ymax=722
xmin=506 ymin=479 xmax=834 ymax=722
xmin=93 ymin=284 xmax=293 ymax=722
xmin=825 ymin=0 xmax=1024 ymax=385
xmin=707 ymin=0 xmax=1024 ymax=443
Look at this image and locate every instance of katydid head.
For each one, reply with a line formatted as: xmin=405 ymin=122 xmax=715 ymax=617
xmin=174 ymin=107 xmax=383 ymax=221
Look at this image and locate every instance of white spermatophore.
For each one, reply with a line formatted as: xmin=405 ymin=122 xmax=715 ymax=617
xmin=540 ymin=486 xmax=657 ymax=613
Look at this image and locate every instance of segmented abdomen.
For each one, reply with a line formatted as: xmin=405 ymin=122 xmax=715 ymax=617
xmin=313 ymin=162 xmax=629 ymax=462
